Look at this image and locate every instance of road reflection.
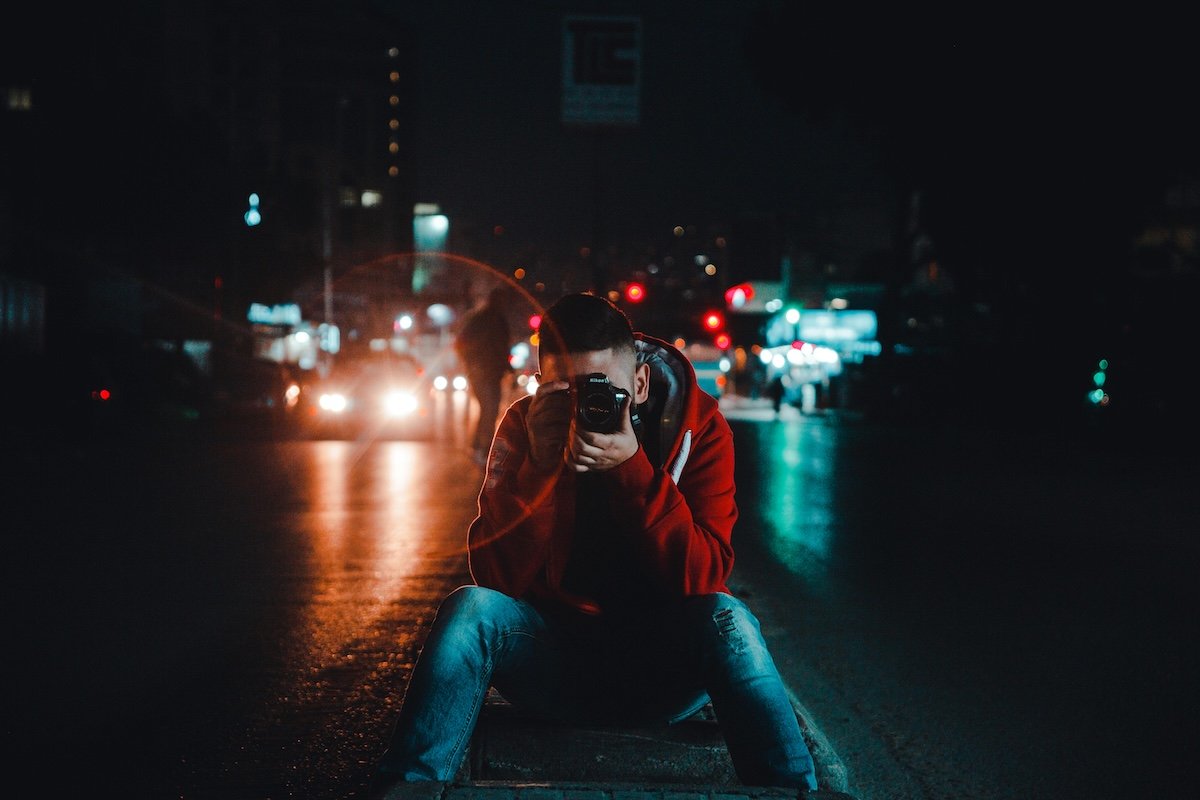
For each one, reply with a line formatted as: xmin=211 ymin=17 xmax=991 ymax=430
xmin=290 ymin=431 xmax=479 ymax=673
xmin=430 ymin=385 xmax=474 ymax=450
xmin=172 ymin=430 xmax=481 ymax=796
xmin=760 ymin=417 xmax=837 ymax=584
xmin=730 ymin=412 xmax=841 ymax=595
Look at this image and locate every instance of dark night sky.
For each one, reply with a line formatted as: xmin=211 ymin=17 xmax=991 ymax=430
xmin=402 ymin=1 xmax=1198 ymax=281
xmin=5 ymin=1 xmax=1196 ymax=348
xmin=406 ymin=1 xmax=894 ymax=258
xmin=2 ymin=5 xmax=1197 ymax=440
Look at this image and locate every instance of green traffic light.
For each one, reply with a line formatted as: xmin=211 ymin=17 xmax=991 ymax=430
xmin=244 ymin=192 xmax=261 ymax=227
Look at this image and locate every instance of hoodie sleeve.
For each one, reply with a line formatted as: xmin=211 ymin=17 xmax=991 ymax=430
xmin=601 ymin=400 xmax=738 ymax=596
xmin=466 ymin=398 xmax=567 ymax=597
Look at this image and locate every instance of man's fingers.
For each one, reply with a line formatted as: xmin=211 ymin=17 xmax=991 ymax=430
xmin=534 ymin=380 xmax=570 ymax=397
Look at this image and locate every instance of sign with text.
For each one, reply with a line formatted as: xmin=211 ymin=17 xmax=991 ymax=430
xmin=247 ymin=302 xmax=301 ymax=326
xmin=561 ymin=15 xmax=641 ymax=126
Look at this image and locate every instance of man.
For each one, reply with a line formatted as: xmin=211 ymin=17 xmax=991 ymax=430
xmin=454 ymin=284 xmax=512 ymax=465
xmin=371 ymin=292 xmax=818 ymax=795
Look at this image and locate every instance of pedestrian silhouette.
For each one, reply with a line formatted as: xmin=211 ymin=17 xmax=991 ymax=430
xmin=454 ymin=285 xmax=512 ymax=465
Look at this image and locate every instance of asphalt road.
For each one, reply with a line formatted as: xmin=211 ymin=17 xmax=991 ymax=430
xmin=724 ymin=403 xmax=1199 ymax=800
xmin=4 ymin=395 xmax=1196 ymax=799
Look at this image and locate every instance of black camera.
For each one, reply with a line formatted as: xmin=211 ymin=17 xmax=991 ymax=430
xmin=575 ymin=373 xmax=630 ymax=433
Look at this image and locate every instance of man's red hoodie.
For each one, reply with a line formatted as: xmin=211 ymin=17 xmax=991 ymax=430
xmin=467 ymin=334 xmax=738 ymax=617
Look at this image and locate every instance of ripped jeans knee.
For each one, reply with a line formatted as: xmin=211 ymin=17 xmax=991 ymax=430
xmin=681 ymin=592 xmax=769 ymax=661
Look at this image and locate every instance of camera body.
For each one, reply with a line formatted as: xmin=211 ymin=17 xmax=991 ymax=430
xmin=575 ymin=373 xmax=630 ymax=433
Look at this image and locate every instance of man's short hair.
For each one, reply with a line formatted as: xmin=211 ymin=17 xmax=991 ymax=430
xmin=538 ymin=292 xmax=635 ymax=360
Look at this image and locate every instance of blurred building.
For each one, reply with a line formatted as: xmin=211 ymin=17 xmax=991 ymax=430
xmin=2 ymin=0 xmax=902 ymax=373
xmin=5 ymin=2 xmax=1195 ymax=430
xmin=2 ymin=1 xmax=416 ymax=359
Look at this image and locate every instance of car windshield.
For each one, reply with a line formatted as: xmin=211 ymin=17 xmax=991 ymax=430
xmin=330 ymin=355 xmax=423 ymax=389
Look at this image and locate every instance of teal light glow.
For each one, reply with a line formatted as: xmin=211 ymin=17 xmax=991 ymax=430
xmin=760 ymin=418 xmax=835 ymax=585
xmin=244 ymin=192 xmax=261 ymax=226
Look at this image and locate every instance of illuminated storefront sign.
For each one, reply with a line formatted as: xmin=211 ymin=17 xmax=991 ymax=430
xmin=247 ymin=302 xmax=301 ymax=326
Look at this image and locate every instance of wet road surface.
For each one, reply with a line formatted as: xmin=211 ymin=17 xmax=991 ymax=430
xmin=727 ymin=405 xmax=1199 ymax=800
xmin=4 ymin=397 xmax=1197 ymax=799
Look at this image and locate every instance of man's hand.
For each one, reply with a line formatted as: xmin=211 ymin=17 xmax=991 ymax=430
xmin=568 ymin=395 xmax=639 ymax=473
xmin=526 ymin=379 xmax=573 ymax=469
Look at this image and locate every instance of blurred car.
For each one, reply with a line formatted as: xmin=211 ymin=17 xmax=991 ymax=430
xmin=4 ymin=344 xmax=207 ymax=442
xmin=75 ymin=338 xmax=214 ymax=434
xmin=300 ymin=353 xmax=432 ymax=439
xmin=420 ymin=345 xmax=469 ymax=395
xmin=208 ymin=352 xmax=300 ymax=422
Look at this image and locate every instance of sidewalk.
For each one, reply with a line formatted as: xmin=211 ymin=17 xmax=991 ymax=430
xmin=371 ymin=686 xmax=855 ymax=800
xmin=383 ymin=782 xmax=856 ymax=800
xmin=469 ymin=689 xmax=848 ymax=787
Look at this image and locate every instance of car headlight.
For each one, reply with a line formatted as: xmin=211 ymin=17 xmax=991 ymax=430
xmin=318 ymin=392 xmax=349 ymax=413
xmin=383 ymin=390 xmax=419 ymax=417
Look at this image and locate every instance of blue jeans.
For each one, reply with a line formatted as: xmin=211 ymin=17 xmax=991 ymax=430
xmin=373 ymin=585 xmax=817 ymax=790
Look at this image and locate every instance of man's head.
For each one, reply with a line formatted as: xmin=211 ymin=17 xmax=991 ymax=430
xmin=537 ymin=293 xmax=650 ymax=407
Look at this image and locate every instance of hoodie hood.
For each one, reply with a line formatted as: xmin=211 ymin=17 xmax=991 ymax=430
xmin=634 ymin=334 xmax=711 ymax=478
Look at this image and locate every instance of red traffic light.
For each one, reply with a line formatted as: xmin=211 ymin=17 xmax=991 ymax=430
xmin=624 ymin=282 xmax=646 ymax=303
xmin=724 ymin=282 xmax=754 ymax=309
xmin=702 ymin=310 xmax=724 ymax=331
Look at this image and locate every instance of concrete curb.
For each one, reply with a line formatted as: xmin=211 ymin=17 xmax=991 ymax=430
xmin=379 ymin=781 xmax=857 ymax=800
xmin=786 ymin=688 xmax=852 ymax=795
xmin=459 ymin=689 xmax=854 ymax=798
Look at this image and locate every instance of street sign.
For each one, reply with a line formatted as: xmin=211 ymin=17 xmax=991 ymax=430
xmin=561 ymin=15 xmax=641 ymax=127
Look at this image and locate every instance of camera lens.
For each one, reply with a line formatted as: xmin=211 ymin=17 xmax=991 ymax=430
xmin=579 ymin=388 xmax=617 ymax=431
xmin=575 ymin=373 xmax=628 ymax=433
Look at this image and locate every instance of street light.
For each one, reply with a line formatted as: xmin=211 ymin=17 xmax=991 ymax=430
xmin=244 ymin=193 xmax=262 ymax=226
